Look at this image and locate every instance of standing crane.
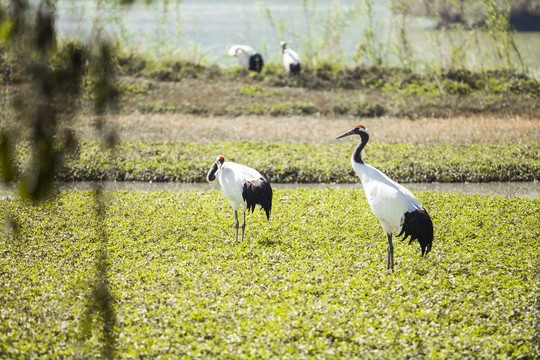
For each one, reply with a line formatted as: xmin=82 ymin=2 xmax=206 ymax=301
xmin=207 ymin=155 xmax=272 ymax=241
xmin=228 ymin=45 xmax=264 ymax=73
xmin=280 ymin=41 xmax=301 ymax=75
xmin=336 ymin=125 xmax=433 ymax=271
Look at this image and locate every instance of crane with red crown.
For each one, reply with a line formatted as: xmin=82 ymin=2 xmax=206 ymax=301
xmin=207 ymin=155 xmax=272 ymax=242
xmin=336 ymin=124 xmax=434 ymax=271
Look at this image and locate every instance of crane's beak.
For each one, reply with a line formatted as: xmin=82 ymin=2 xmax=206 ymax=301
xmin=336 ymin=129 xmax=356 ymax=139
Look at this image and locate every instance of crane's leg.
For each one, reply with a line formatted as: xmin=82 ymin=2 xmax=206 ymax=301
xmin=386 ymin=233 xmax=394 ymax=272
xmin=241 ymin=210 xmax=246 ymax=241
xmin=234 ymin=210 xmax=240 ymax=242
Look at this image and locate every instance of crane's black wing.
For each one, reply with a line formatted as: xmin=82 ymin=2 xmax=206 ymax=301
xmin=242 ymin=177 xmax=272 ymax=220
xmin=398 ymin=208 xmax=433 ymax=257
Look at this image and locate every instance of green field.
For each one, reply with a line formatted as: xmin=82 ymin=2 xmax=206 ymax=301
xmin=2 ymin=3 xmax=540 ymax=358
xmin=55 ymin=141 xmax=540 ymax=183
xmin=1 ymin=189 xmax=539 ymax=358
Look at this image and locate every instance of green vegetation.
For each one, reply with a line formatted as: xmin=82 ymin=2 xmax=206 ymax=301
xmin=116 ymin=59 xmax=540 ymax=95
xmin=52 ymin=141 xmax=540 ymax=183
xmin=4 ymin=68 xmax=539 ymax=119
xmin=1 ymin=190 xmax=538 ymax=358
xmin=90 ymin=63 xmax=540 ymax=118
xmin=227 ymin=101 xmax=318 ymax=117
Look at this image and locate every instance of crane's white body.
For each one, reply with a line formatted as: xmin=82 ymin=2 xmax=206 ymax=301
xmin=352 ymin=160 xmax=422 ymax=235
xmin=215 ymin=161 xmax=263 ymax=211
xmin=228 ymin=45 xmax=257 ymax=70
xmin=282 ymin=48 xmax=300 ymax=72
xmin=337 ymin=124 xmax=433 ymax=271
xmin=207 ymin=156 xmax=272 ymax=242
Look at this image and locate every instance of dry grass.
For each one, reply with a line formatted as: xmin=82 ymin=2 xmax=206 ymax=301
xmin=71 ymin=113 xmax=540 ymax=144
xmin=3 ymin=74 xmax=539 ymax=144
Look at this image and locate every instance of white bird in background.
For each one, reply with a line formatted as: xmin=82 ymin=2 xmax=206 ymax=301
xmin=207 ymin=155 xmax=272 ymax=241
xmin=228 ymin=45 xmax=264 ymax=73
xmin=280 ymin=41 xmax=301 ymax=75
xmin=336 ymin=125 xmax=433 ymax=271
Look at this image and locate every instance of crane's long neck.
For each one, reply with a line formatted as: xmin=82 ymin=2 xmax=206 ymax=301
xmin=352 ymin=132 xmax=369 ymax=165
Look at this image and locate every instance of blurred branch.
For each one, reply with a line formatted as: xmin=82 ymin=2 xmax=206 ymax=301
xmin=0 ymin=0 xmax=126 ymax=357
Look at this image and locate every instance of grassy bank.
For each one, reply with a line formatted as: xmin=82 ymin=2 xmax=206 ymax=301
xmin=106 ymin=64 xmax=540 ymax=118
xmin=2 ymin=60 xmax=540 ymax=120
xmin=1 ymin=190 xmax=538 ymax=358
xmin=52 ymin=141 xmax=540 ymax=183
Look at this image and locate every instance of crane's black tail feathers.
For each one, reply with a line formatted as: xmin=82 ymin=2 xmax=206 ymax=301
xmin=249 ymin=53 xmax=264 ymax=73
xmin=398 ymin=208 xmax=433 ymax=257
xmin=242 ymin=178 xmax=272 ymax=220
xmin=289 ymin=63 xmax=301 ymax=75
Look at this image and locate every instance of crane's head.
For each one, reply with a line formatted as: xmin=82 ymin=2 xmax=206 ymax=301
xmin=336 ymin=124 xmax=370 ymax=139
xmin=228 ymin=45 xmax=250 ymax=57
xmin=216 ymin=155 xmax=225 ymax=166
xmin=207 ymin=155 xmax=225 ymax=182
xmin=280 ymin=41 xmax=287 ymax=52
xmin=234 ymin=47 xmax=246 ymax=57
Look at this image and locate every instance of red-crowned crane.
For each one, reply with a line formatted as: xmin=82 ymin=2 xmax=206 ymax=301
xmin=207 ymin=155 xmax=272 ymax=241
xmin=336 ymin=125 xmax=433 ymax=271
xmin=280 ymin=41 xmax=301 ymax=75
xmin=228 ymin=45 xmax=264 ymax=73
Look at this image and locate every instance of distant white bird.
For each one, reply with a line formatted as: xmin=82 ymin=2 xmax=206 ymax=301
xmin=207 ymin=155 xmax=272 ymax=241
xmin=228 ymin=45 xmax=264 ymax=73
xmin=336 ymin=125 xmax=433 ymax=271
xmin=280 ymin=41 xmax=301 ymax=75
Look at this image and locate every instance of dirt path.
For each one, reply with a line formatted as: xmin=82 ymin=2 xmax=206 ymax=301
xmin=73 ymin=113 xmax=540 ymax=144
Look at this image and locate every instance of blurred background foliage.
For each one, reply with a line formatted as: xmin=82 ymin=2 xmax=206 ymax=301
xmin=260 ymin=0 xmax=531 ymax=70
xmin=0 ymin=0 xmax=129 ymax=201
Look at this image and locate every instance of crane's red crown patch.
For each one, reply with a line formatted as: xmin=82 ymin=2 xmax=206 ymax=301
xmin=218 ymin=155 xmax=225 ymax=161
xmin=356 ymin=124 xmax=366 ymax=129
